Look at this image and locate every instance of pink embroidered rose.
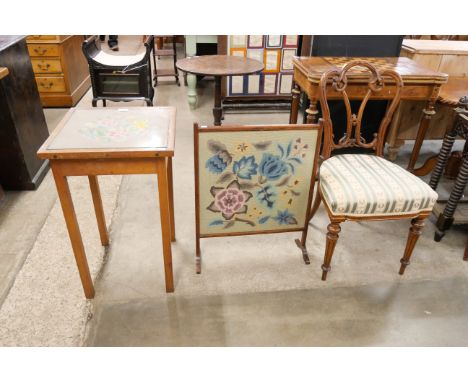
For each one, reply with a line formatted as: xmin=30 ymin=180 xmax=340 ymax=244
xmin=207 ymin=180 xmax=252 ymax=220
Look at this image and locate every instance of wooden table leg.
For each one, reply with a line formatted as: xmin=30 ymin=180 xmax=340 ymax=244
xmin=52 ymin=164 xmax=95 ymax=299
xmin=156 ymin=158 xmax=175 ymax=293
xmin=167 ymin=157 xmax=176 ymax=242
xmin=213 ymin=76 xmax=222 ymax=126
xmin=435 ymin=154 xmax=468 ymax=242
xmin=186 ymin=74 xmax=198 ymax=109
xmin=289 ymin=82 xmax=301 ymax=124
xmin=429 ymin=130 xmax=457 ymax=190
xmin=407 ymin=98 xmax=437 ymax=174
xmin=88 ymin=175 xmax=109 ymax=246
xmin=306 ymin=100 xmax=319 ymax=124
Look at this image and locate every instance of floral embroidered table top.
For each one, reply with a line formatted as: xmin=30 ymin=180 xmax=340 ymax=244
xmin=47 ymin=108 xmax=173 ymax=150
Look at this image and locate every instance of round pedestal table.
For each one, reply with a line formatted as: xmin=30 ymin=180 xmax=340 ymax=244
xmin=176 ymin=55 xmax=264 ymax=126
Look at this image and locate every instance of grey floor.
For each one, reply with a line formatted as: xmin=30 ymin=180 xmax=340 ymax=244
xmin=1 ymin=36 xmax=468 ymax=347
xmin=87 ymin=278 xmax=468 ymax=346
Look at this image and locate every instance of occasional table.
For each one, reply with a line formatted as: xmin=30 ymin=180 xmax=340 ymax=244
xmin=37 ymin=107 xmax=176 ymax=298
xmin=176 ymin=55 xmax=264 ymax=125
xmin=290 ymin=56 xmax=448 ymax=175
xmin=183 ymin=35 xmax=218 ymax=109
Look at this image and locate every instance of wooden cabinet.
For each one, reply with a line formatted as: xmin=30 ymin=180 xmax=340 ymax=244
xmin=27 ymin=35 xmax=91 ymax=107
xmin=0 ymin=36 xmax=50 ymax=190
xmin=386 ymin=40 xmax=468 ymax=160
xmin=401 ymin=39 xmax=468 ymax=77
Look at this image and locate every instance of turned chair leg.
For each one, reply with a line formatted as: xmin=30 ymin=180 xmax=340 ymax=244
xmin=399 ymin=215 xmax=427 ymax=275
xmin=321 ymin=220 xmax=342 ymax=280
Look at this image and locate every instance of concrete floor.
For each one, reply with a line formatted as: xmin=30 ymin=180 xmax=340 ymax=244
xmin=1 ymin=36 xmax=468 ymax=346
xmin=87 ymin=278 xmax=468 ymax=346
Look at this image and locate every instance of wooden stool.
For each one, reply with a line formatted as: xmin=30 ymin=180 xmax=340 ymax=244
xmin=429 ymin=96 xmax=468 ymax=244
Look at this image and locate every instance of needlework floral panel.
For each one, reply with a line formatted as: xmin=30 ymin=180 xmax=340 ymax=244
xmin=198 ymin=129 xmax=318 ymax=235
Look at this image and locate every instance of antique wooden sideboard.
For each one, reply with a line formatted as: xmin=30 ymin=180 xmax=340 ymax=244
xmin=290 ymin=56 xmax=448 ymax=175
xmin=386 ymin=39 xmax=468 ymax=162
xmin=0 ymin=36 xmax=50 ymax=190
xmin=26 ymin=35 xmax=90 ymax=107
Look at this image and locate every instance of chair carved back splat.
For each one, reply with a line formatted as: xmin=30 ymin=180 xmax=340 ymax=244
xmin=318 ymin=60 xmax=404 ymax=158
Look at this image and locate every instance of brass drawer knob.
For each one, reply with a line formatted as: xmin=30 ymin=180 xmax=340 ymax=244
xmin=34 ymin=48 xmax=48 ymax=55
xmin=40 ymin=82 xmax=54 ymax=89
xmin=37 ymin=63 xmax=51 ymax=70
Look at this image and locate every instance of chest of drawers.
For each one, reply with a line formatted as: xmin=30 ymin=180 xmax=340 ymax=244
xmin=27 ymin=35 xmax=91 ymax=107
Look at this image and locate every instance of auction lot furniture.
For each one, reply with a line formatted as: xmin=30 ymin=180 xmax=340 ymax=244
xmin=27 ymin=35 xmax=91 ymax=107
xmin=177 ymin=55 xmax=264 ymax=125
xmin=82 ymin=35 xmax=154 ymax=107
xmin=37 ymin=107 xmax=176 ymax=298
xmin=306 ymin=61 xmax=438 ymax=280
xmin=0 ymin=36 xmax=50 ymax=190
xmin=194 ymin=123 xmax=322 ymax=273
xmin=386 ymin=39 xmax=468 ymax=162
xmin=289 ymin=56 xmax=448 ymax=176
xmin=429 ymin=94 xmax=468 ymax=244
xmin=184 ymin=35 xmax=218 ymax=108
xmin=152 ymin=35 xmax=180 ymax=86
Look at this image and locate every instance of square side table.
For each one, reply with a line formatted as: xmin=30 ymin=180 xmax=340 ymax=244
xmin=38 ymin=107 xmax=176 ymax=298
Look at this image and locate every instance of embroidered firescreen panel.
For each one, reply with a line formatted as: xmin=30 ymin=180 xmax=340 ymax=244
xmin=197 ymin=128 xmax=319 ymax=236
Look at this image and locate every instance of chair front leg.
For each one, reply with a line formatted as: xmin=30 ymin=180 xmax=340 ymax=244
xmin=321 ymin=219 xmax=342 ymax=281
xmin=399 ymin=214 xmax=428 ymax=275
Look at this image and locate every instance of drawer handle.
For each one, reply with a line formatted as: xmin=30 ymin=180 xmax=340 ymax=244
xmin=37 ymin=63 xmax=51 ymax=70
xmin=39 ymin=82 xmax=54 ymax=89
xmin=34 ymin=48 xmax=48 ymax=55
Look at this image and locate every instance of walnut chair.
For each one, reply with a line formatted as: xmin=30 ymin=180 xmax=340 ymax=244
xmin=82 ymin=35 xmax=155 ymax=106
xmin=304 ymin=60 xmax=438 ymax=280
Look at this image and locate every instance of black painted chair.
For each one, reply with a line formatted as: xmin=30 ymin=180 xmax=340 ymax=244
xmin=82 ymin=35 xmax=155 ymax=106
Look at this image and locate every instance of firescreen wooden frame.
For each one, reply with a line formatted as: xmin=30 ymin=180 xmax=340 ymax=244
xmin=194 ymin=122 xmax=322 ymax=274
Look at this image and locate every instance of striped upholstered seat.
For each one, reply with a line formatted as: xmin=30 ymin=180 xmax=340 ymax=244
xmin=319 ymin=154 xmax=438 ymax=217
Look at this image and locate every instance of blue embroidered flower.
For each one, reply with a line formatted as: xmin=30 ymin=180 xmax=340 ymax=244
xmin=205 ymin=150 xmax=232 ymax=174
xmin=232 ymin=155 xmax=258 ymax=180
xmin=273 ymin=209 xmax=298 ymax=225
xmin=256 ymin=184 xmax=276 ymax=209
xmin=259 ymin=153 xmax=289 ymax=181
